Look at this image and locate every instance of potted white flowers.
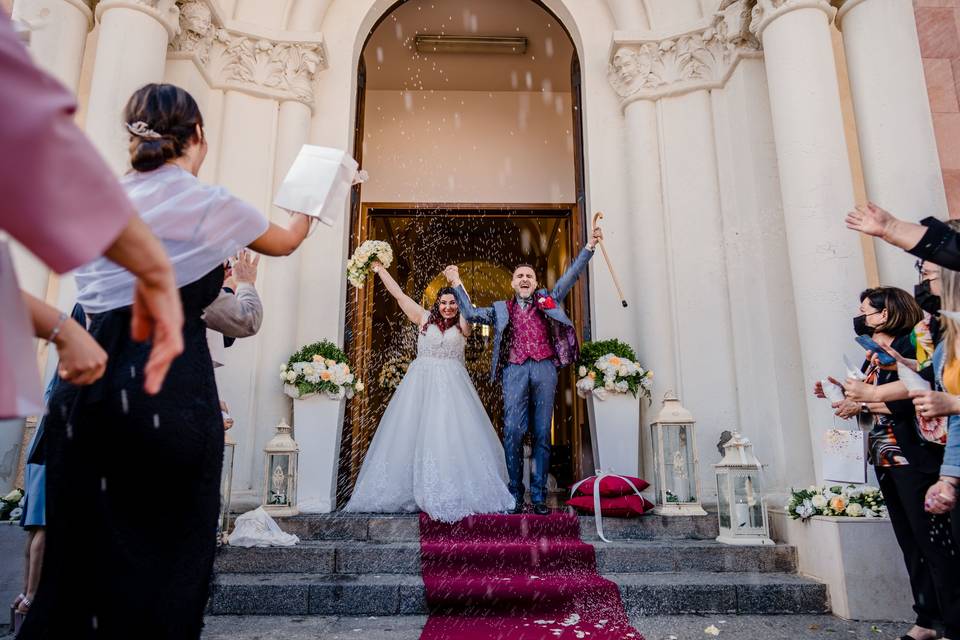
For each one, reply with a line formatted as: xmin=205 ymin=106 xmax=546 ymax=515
xmin=769 ymin=484 xmax=910 ymax=620
xmin=577 ymin=340 xmax=652 ymax=477
xmin=346 ymin=240 xmax=393 ymax=289
xmin=282 ymin=340 xmax=361 ymax=513
xmin=785 ymin=485 xmax=887 ymax=521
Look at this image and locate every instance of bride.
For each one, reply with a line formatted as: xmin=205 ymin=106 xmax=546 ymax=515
xmin=344 ymin=261 xmax=515 ymax=522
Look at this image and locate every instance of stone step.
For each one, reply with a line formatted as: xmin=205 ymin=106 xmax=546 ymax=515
xmin=268 ymin=512 xmax=719 ymax=542
xmin=209 ymin=571 xmax=828 ymax=616
xmin=215 ymin=540 xmax=796 ymax=575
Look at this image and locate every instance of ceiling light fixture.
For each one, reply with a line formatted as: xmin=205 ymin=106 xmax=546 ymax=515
xmin=414 ymin=34 xmax=528 ymax=55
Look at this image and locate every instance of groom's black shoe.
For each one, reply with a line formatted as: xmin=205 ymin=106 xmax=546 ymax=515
xmin=509 ymin=500 xmax=524 ymax=515
xmin=532 ymin=503 xmax=550 ymax=516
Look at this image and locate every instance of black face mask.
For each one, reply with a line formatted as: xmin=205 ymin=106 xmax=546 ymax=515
xmin=914 ymin=280 xmax=941 ymax=315
xmin=853 ymin=314 xmax=875 ymax=337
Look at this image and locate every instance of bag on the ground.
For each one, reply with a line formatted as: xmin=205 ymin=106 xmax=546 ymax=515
xmin=227 ymin=506 xmax=299 ymax=547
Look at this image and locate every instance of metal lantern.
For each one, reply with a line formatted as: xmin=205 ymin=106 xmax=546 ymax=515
xmin=262 ymin=419 xmax=299 ymax=517
xmin=218 ymin=431 xmax=236 ymax=543
xmin=714 ymin=432 xmax=773 ymax=546
xmin=650 ymin=392 xmax=707 ymax=516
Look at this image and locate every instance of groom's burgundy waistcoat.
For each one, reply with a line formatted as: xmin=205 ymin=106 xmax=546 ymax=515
xmin=506 ymin=299 xmax=555 ymax=365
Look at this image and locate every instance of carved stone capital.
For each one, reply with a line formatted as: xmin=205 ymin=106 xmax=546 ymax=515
xmin=169 ymin=0 xmax=328 ymax=108
xmin=749 ymin=0 xmax=836 ymax=41
xmin=95 ymin=0 xmax=181 ymax=40
xmin=608 ymin=0 xmax=761 ymax=106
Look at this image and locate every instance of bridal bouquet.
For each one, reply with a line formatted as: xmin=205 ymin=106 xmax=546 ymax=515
xmin=378 ymin=356 xmax=410 ymax=391
xmin=346 ymin=240 xmax=393 ymax=288
xmin=281 ymin=340 xmax=363 ymax=400
xmin=575 ymin=339 xmax=652 ymax=402
xmin=786 ymin=485 xmax=887 ymax=521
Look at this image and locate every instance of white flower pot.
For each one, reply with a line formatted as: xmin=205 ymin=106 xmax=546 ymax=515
xmin=768 ymin=507 xmax=913 ymax=620
xmin=586 ymin=392 xmax=641 ymax=476
xmin=293 ymin=394 xmax=344 ymax=513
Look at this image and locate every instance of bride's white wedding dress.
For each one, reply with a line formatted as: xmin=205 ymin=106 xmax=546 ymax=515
xmin=344 ymin=322 xmax=515 ymax=522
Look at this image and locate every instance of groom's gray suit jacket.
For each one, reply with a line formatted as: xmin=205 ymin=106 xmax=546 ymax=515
xmin=453 ymin=246 xmax=595 ymax=382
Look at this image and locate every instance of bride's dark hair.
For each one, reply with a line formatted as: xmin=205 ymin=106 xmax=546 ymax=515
xmin=422 ymin=287 xmax=461 ymax=334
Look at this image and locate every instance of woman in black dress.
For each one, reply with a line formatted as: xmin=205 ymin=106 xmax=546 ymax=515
xmin=20 ymin=83 xmax=312 ymax=639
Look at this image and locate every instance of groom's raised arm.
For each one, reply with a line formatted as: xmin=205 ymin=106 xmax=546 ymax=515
xmin=551 ymin=246 xmax=595 ymax=302
xmin=444 ymin=265 xmax=494 ymax=325
xmin=551 ymin=226 xmax=603 ymax=302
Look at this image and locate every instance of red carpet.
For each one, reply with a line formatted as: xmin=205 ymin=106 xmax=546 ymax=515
xmin=418 ymin=511 xmax=644 ymax=640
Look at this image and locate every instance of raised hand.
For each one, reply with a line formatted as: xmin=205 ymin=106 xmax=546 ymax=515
xmin=588 ymin=225 xmax=603 ymax=249
xmin=444 ymin=265 xmax=461 ymax=286
xmin=232 ymin=249 xmax=260 ymax=285
xmin=845 ymin=202 xmax=895 ymax=239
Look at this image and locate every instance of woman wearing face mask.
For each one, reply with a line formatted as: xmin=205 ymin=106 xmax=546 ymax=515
xmin=835 ymin=288 xmax=958 ymax=640
xmin=343 ymin=262 xmax=514 ymax=523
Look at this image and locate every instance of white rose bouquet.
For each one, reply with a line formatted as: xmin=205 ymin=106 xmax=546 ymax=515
xmin=378 ymin=356 xmax=411 ymax=391
xmin=575 ymin=339 xmax=652 ymax=402
xmin=785 ymin=484 xmax=886 ymax=521
xmin=346 ymin=240 xmax=394 ymax=288
xmin=281 ymin=340 xmax=363 ymax=400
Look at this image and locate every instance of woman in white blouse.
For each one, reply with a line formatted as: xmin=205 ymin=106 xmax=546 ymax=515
xmin=20 ymin=83 xmax=313 ymax=639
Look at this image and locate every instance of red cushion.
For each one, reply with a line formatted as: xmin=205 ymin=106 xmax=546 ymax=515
xmin=574 ymin=475 xmax=650 ymax=497
xmin=566 ymin=494 xmax=654 ymax=517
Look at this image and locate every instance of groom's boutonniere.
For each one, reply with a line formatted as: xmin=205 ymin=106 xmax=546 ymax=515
xmin=536 ymin=295 xmax=557 ymax=311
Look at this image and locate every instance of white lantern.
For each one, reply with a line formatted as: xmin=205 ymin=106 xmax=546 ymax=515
xmin=218 ymin=432 xmax=236 ymax=543
xmin=714 ymin=432 xmax=773 ymax=546
xmin=262 ymin=419 xmax=299 ymax=517
xmin=650 ymin=392 xmax=707 ymax=516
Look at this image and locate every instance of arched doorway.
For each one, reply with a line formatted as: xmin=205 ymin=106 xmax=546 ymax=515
xmin=341 ymin=0 xmax=590 ymax=506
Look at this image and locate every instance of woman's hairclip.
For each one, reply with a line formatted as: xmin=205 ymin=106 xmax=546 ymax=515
xmin=126 ymin=121 xmax=163 ymax=139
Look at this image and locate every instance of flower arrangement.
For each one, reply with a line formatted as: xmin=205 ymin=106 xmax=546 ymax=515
xmin=346 ymin=240 xmax=393 ymax=288
xmin=378 ymin=356 xmax=410 ymax=391
xmin=575 ymin=339 xmax=652 ymax=402
xmin=0 ymin=488 xmax=23 ymax=522
xmin=786 ymin=485 xmax=887 ymax=521
xmin=281 ymin=340 xmax=363 ymax=400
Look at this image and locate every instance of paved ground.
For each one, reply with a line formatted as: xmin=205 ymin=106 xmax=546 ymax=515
xmin=199 ymin=614 xmax=911 ymax=639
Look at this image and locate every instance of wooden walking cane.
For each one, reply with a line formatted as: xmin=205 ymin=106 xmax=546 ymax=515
xmin=591 ymin=212 xmax=628 ymax=308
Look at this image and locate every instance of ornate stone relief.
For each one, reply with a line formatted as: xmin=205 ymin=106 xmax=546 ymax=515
xmin=168 ymin=0 xmax=327 ymax=108
xmin=608 ymin=0 xmax=761 ymax=106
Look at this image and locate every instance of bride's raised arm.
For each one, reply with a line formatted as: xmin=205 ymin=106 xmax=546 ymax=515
xmin=371 ymin=261 xmax=428 ymax=325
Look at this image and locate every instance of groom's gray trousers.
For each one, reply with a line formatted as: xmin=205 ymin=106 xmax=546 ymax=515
xmin=502 ymin=358 xmax=557 ymax=505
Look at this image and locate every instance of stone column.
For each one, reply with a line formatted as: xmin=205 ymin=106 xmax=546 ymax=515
xmin=11 ymin=0 xmax=92 ymax=91
xmin=248 ymin=99 xmax=313 ymax=503
xmin=8 ymin=0 xmax=94 ymax=300
xmin=84 ymin=0 xmax=180 ymax=174
xmin=835 ymin=0 xmax=947 ymax=290
xmin=751 ymin=0 xmax=866 ymax=481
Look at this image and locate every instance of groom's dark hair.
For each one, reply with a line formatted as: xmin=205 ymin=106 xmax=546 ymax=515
xmin=513 ymin=263 xmax=537 ymax=277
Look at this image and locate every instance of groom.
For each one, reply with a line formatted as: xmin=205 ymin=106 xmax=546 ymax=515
xmin=444 ymin=225 xmax=603 ymax=515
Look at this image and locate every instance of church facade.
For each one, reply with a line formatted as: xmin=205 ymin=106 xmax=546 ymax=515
xmin=7 ymin=0 xmax=952 ymax=509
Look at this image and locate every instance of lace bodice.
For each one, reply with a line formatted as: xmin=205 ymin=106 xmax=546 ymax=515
xmin=416 ymin=324 xmax=465 ymax=362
